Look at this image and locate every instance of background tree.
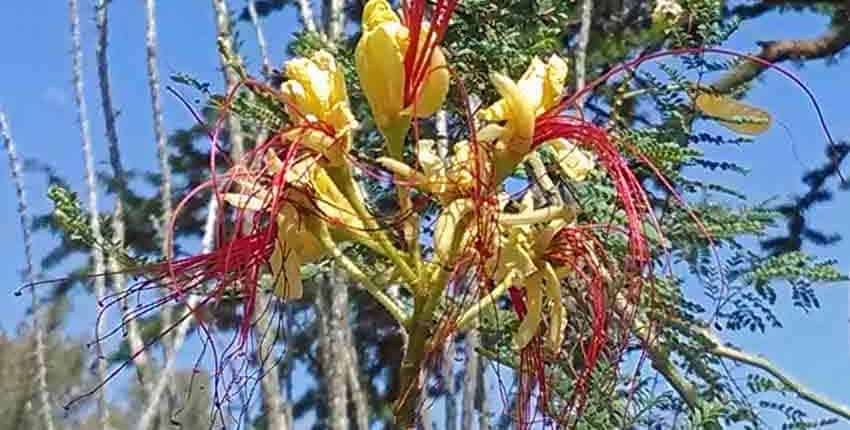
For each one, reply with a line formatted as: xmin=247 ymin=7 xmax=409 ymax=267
xmin=1 ymin=0 xmax=849 ymax=429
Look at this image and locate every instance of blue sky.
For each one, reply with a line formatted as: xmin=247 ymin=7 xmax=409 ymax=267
xmin=1 ymin=1 xmax=849 ymax=428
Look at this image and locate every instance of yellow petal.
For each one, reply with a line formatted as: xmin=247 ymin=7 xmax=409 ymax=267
xmin=434 ymin=198 xmax=472 ymax=264
xmin=514 ymin=272 xmax=543 ymax=350
xmin=223 ymin=193 xmax=267 ymax=212
xmin=542 ymin=55 xmax=569 ymax=111
xmin=417 ymin=139 xmax=443 ymax=178
xmin=516 ymin=58 xmax=546 ymax=115
xmin=489 ymin=72 xmax=535 ymax=144
xmin=413 ymin=47 xmax=450 ymax=118
xmin=311 ymin=50 xmax=348 ymax=107
xmin=270 ymin=213 xmax=304 ymax=300
xmin=362 ymin=0 xmax=399 ymax=31
xmin=694 ymin=92 xmax=772 ymax=135
xmin=285 ymin=57 xmax=331 ymax=116
xmin=280 ymin=80 xmax=313 ymax=117
xmin=356 ymin=23 xmax=405 ymax=129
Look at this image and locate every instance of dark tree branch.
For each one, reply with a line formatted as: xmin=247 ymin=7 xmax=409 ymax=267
xmin=712 ymin=6 xmax=850 ymax=92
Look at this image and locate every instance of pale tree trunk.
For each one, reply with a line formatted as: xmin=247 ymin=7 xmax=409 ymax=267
xmin=316 ymin=277 xmax=349 ymax=429
xmin=574 ymin=0 xmax=594 ymax=108
xmin=312 ymin=3 xmax=363 ymax=427
xmin=256 ymin=293 xmax=288 ymax=430
xmin=322 ymin=0 xmax=345 ymax=42
xmin=94 ymin=0 xmax=152 ymax=391
xmin=68 ymin=0 xmax=110 ymax=426
xmin=442 ymin=338 xmax=457 ymax=430
xmin=343 ymin=300 xmax=369 ymax=430
xmin=246 ymin=0 xmax=272 ymax=78
xmin=211 ymin=0 xmax=246 ymax=160
xmin=142 ymin=0 xmax=176 ymax=425
xmin=243 ymin=3 xmax=291 ymax=427
xmin=477 ymin=354 xmax=489 ymax=429
xmin=297 ymin=0 xmax=317 ymax=33
xmin=1 ymin=110 xmax=56 ymax=430
xmin=461 ymin=329 xmax=480 ymax=429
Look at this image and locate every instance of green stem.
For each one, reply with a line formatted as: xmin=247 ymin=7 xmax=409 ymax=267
xmin=327 ymin=165 xmax=419 ymax=284
xmin=318 ymin=230 xmax=409 ymax=326
xmin=394 ymin=301 xmax=432 ymax=429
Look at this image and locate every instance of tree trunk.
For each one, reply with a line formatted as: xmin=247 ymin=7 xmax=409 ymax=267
xmin=1 ymin=110 xmax=56 ymax=430
xmin=246 ymin=0 xmax=272 ymax=78
xmin=443 ymin=337 xmax=457 ymax=430
xmin=68 ymin=0 xmax=110 ymax=426
xmin=461 ymin=329 xmax=480 ymax=429
xmin=317 ymin=274 xmax=349 ymax=429
xmin=94 ymin=0 xmax=152 ymax=391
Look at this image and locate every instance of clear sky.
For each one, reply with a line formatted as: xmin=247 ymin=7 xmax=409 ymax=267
xmin=0 ymin=1 xmax=848 ymax=428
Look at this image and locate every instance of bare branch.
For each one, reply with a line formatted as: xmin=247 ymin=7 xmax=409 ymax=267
xmin=697 ymin=327 xmax=850 ymax=421
xmin=712 ymin=11 xmax=850 ymax=92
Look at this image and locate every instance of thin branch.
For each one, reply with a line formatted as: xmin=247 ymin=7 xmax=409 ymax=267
xmin=143 ymin=0 xmax=173 ymax=259
xmin=136 ymin=295 xmax=202 ymax=430
xmin=697 ymin=327 xmax=850 ymax=421
xmin=212 ymin=0 xmax=246 ymax=160
xmin=69 ymin=0 xmax=110 ymax=425
xmin=137 ymin=199 xmax=218 ymax=430
xmin=1 ymin=110 xmax=56 ymax=430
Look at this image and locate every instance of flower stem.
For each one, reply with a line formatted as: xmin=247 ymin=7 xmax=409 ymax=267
xmin=456 ymin=276 xmax=513 ymax=331
xmin=318 ymin=229 xmax=409 ymax=326
xmin=327 ymin=165 xmax=419 ymax=284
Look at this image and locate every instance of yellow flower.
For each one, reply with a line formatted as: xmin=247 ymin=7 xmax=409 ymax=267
xmin=376 ymin=139 xmax=475 ymax=204
xmin=478 ymin=55 xmax=569 ymax=152
xmin=491 ymin=193 xmax=573 ymax=351
xmin=355 ymin=0 xmax=450 ymax=139
xmin=280 ymin=50 xmax=358 ymax=166
xmin=222 ymin=151 xmax=373 ymax=299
